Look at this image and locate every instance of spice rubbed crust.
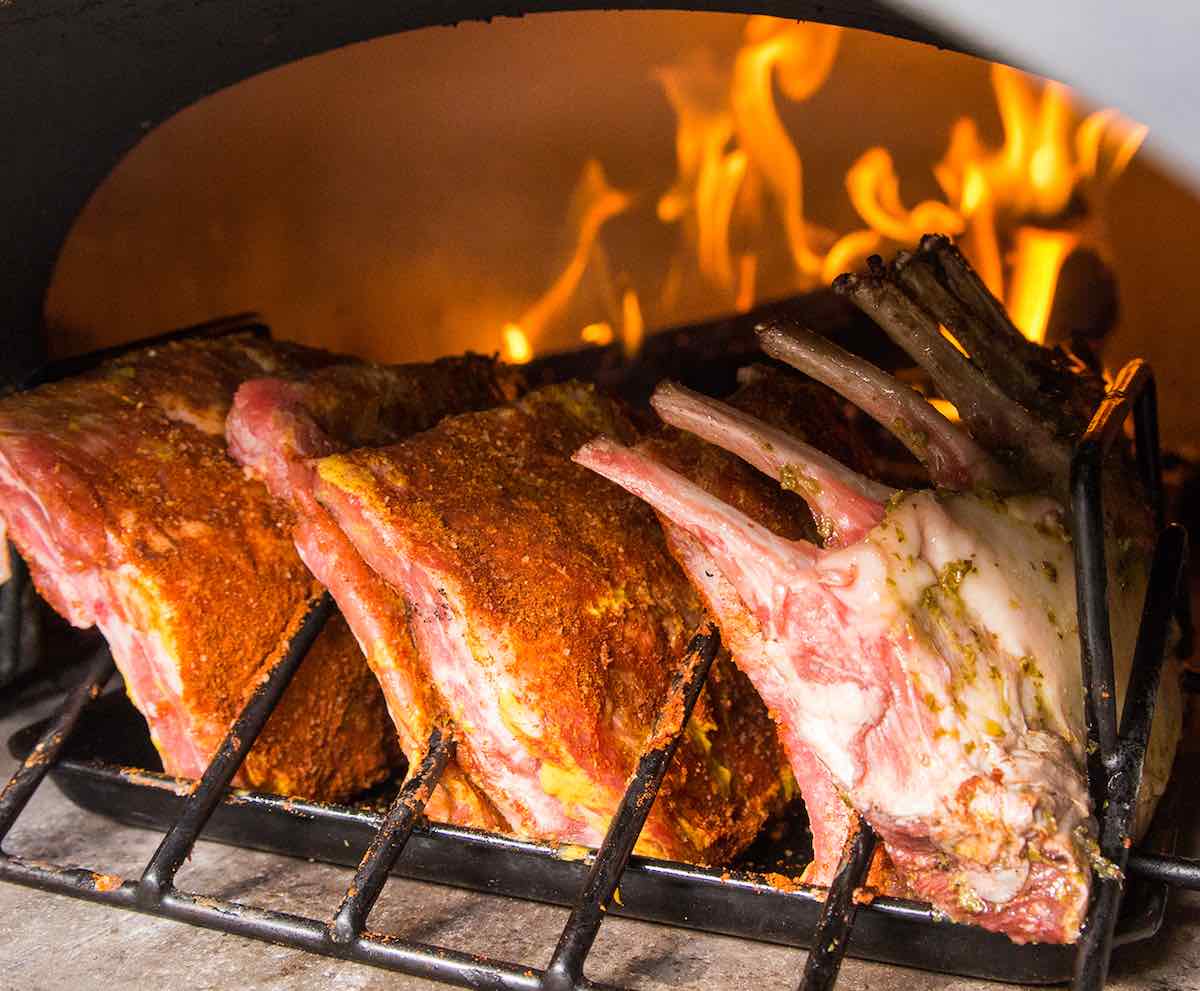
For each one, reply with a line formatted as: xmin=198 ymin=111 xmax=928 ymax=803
xmin=314 ymin=381 xmax=789 ymax=864
xmin=226 ymin=352 xmax=524 ymax=828
xmin=0 ymin=334 xmax=395 ymax=801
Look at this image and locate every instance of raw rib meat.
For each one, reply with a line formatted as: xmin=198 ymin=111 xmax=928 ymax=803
xmin=227 ymin=354 xmax=523 ymax=828
xmin=638 ymin=366 xmax=872 ymax=884
xmin=576 ymin=236 xmax=1182 ymax=943
xmin=0 ymin=334 xmax=397 ymax=800
xmin=311 ymin=381 xmax=791 ymax=863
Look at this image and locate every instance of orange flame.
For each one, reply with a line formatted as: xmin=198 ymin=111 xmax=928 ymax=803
xmin=502 ymin=324 xmax=533 ymax=364
xmin=501 ymin=159 xmax=631 ymax=362
xmin=497 ymin=21 xmax=1146 ymax=362
xmin=655 ymin=52 xmax=744 ymax=297
xmin=843 ymin=63 xmax=1146 ymax=342
xmin=580 ymin=322 xmax=615 ymax=346
xmin=621 ymin=288 xmax=644 ymax=357
xmin=1006 ymin=227 xmax=1080 ymax=345
xmin=730 ymin=18 xmax=840 ymax=279
xmin=844 ymin=147 xmax=964 ymax=244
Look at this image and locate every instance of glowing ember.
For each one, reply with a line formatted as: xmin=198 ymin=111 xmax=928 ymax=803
xmin=502 ymin=324 xmax=532 ymax=364
xmin=498 ymin=18 xmax=1146 ymax=361
xmin=620 ymin=288 xmax=644 ymax=357
xmin=580 ymin=322 xmax=615 ymax=346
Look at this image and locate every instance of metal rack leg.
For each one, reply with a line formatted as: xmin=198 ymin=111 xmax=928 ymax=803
xmin=138 ymin=592 xmax=335 ymax=903
xmin=330 ymin=727 xmax=454 ymax=944
xmin=542 ymin=628 xmax=720 ymax=991
xmin=798 ymin=822 xmax=877 ymax=991
xmin=0 ymin=646 xmax=114 ymax=843
xmin=1072 ymin=524 xmax=1187 ymax=990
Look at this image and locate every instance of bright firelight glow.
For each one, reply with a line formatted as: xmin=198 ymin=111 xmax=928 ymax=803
xmin=502 ymin=324 xmax=532 ymax=364
xmin=621 ymin=288 xmax=644 ymax=358
xmin=580 ymin=322 xmax=615 ymax=346
xmin=499 ymin=19 xmax=1146 ymax=361
xmin=1006 ymin=227 xmax=1081 ymax=345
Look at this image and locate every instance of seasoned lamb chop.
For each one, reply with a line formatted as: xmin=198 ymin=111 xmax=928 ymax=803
xmin=227 ymin=355 xmax=523 ymax=827
xmin=576 ymin=236 xmax=1182 ymax=942
xmin=311 ymin=381 xmax=791 ymax=863
xmin=639 ymin=366 xmax=872 ymax=884
xmin=0 ymin=334 xmax=396 ymax=800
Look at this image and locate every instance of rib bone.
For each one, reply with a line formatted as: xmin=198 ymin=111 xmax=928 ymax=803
xmin=757 ymin=322 xmax=1009 ymax=492
xmin=833 ymin=271 xmax=1066 ymax=487
xmin=891 ymin=244 xmax=1043 ymax=409
xmin=575 ymin=437 xmax=817 ymax=585
xmin=652 ymin=380 xmax=892 ymax=546
xmin=918 ymin=234 xmax=1038 ymax=360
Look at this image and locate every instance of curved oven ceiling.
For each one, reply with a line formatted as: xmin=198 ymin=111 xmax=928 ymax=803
xmin=4 ymin=0 xmax=1191 ymax=386
xmin=0 ymin=1 xmax=979 ymax=387
xmin=889 ymin=1 xmax=1200 ymax=191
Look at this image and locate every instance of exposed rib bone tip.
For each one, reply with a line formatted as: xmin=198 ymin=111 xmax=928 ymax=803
xmin=918 ymin=232 xmax=952 ymax=254
xmin=652 ymin=379 xmax=683 ymax=398
xmin=571 ymin=436 xmax=616 ymax=466
xmin=831 ymin=272 xmax=857 ymax=295
xmin=650 ymin=380 xmax=686 ymax=410
xmin=755 ymin=322 xmax=787 ymax=347
xmin=756 ymin=323 xmax=807 ymax=360
xmin=735 ymin=364 xmax=767 ymax=386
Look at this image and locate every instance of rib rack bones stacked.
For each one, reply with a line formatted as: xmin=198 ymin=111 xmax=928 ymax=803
xmin=227 ymin=355 xmax=525 ymax=827
xmin=231 ymin=374 xmax=792 ymax=863
xmin=0 ymin=335 xmax=398 ymax=800
xmin=576 ymin=235 xmax=1183 ymax=944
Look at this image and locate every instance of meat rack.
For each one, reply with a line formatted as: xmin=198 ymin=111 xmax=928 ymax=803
xmin=1 ymin=317 xmax=1198 ymax=991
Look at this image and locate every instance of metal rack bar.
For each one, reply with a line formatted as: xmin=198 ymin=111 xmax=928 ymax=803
xmin=0 ymin=327 xmax=1192 ymax=991
xmin=0 ymin=854 xmax=553 ymax=991
xmin=330 ymin=726 xmax=454 ymax=944
xmin=1072 ymin=523 xmax=1188 ymax=991
xmin=1069 ymin=359 xmax=1153 ymax=790
xmin=1130 ymin=371 xmax=1194 ymax=657
xmin=1131 ymin=371 xmax=1165 ymax=531
xmin=0 ymin=646 xmax=114 ymax=842
xmin=138 ymin=592 xmax=334 ymax=902
xmin=798 ymin=823 xmax=878 ymax=991
xmin=0 ymin=543 xmax=30 ymax=689
xmin=1068 ymin=359 xmax=1193 ymax=991
xmin=0 ymin=626 xmax=721 ymax=991
xmin=543 ymin=627 xmax=720 ymax=991
xmin=1127 ymin=852 xmax=1200 ymax=890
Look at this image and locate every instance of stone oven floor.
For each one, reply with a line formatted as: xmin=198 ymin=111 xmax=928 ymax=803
xmin=1 ymin=693 xmax=1197 ymax=991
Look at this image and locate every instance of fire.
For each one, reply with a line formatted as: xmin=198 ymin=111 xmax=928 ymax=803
xmin=502 ymin=324 xmax=532 ymax=364
xmin=621 ymin=288 xmax=644 ymax=357
xmin=497 ymin=20 xmax=1146 ymax=360
xmin=730 ymin=19 xmax=840 ymax=279
xmin=1006 ymin=227 xmax=1080 ymax=346
xmin=500 ymin=160 xmax=631 ymax=363
xmin=835 ymin=65 xmax=1146 ymax=344
xmin=580 ymin=322 xmax=615 ymax=346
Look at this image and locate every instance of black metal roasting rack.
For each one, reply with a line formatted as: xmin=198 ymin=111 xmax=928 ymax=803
xmin=1 ymin=316 xmax=1198 ymax=991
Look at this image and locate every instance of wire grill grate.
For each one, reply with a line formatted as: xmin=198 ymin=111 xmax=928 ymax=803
xmin=0 ymin=319 xmax=1197 ymax=991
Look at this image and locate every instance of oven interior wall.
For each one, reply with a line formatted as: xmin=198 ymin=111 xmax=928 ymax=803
xmin=43 ymin=11 xmax=1200 ymax=449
